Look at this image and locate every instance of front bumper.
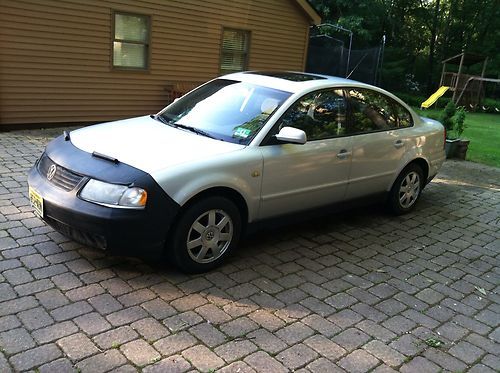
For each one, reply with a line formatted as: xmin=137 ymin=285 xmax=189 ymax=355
xmin=28 ymin=135 xmax=180 ymax=256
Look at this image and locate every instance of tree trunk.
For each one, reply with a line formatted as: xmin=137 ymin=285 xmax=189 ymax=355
xmin=426 ymin=0 xmax=441 ymax=96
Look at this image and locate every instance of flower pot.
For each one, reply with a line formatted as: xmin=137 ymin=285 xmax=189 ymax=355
xmin=455 ymin=139 xmax=470 ymax=160
xmin=445 ymin=139 xmax=460 ymax=158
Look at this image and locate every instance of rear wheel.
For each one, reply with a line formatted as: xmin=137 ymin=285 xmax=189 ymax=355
xmin=388 ymin=164 xmax=424 ymax=215
xmin=169 ymin=196 xmax=241 ymax=273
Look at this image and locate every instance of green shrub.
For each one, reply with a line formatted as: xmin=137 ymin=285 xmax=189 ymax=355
xmin=454 ymin=107 xmax=467 ymax=138
xmin=440 ymin=101 xmax=456 ymax=134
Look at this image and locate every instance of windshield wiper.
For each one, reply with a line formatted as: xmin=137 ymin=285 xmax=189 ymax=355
xmin=173 ymin=123 xmax=216 ymax=139
xmin=151 ymin=114 xmax=217 ymax=140
xmin=151 ymin=114 xmax=175 ymax=127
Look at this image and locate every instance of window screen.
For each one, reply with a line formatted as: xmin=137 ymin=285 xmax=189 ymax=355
xmin=113 ymin=13 xmax=150 ymax=69
xmin=220 ymin=29 xmax=250 ymax=74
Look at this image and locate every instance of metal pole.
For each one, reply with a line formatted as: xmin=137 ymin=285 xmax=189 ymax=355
xmin=313 ymin=23 xmax=354 ymax=78
xmin=346 ymin=32 xmax=353 ymax=78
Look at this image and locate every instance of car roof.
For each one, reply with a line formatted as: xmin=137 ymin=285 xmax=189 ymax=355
xmin=221 ymin=71 xmax=375 ymax=94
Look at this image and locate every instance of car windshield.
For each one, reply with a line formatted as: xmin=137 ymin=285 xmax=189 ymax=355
xmin=157 ymin=79 xmax=291 ymax=144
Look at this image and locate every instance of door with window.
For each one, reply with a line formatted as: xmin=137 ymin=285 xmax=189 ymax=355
xmin=259 ymin=89 xmax=353 ymax=219
xmin=344 ymin=88 xmax=414 ymax=200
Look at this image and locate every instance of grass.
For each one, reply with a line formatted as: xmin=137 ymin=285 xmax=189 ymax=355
xmin=414 ymin=108 xmax=500 ymax=168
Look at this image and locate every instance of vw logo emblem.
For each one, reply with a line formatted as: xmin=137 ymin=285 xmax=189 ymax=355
xmin=47 ymin=164 xmax=57 ymax=181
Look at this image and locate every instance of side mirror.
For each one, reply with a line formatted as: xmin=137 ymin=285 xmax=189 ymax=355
xmin=275 ymin=126 xmax=307 ymax=145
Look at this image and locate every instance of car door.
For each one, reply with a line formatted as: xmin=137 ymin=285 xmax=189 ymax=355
xmin=258 ymin=88 xmax=353 ymax=219
xmin=344 ymin=88 xmax=414 ymax=200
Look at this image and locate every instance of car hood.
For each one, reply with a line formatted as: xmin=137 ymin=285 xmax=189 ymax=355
xmin=70 ymin=115 xmax=245 ymax=174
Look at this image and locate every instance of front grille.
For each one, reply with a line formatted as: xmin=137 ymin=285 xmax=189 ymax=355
xmin=37 ymin=153 xmax=84 ymax=191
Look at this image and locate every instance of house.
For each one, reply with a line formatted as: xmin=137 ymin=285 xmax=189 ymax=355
xmin=0 ymin=0 xmax=320 ymax=127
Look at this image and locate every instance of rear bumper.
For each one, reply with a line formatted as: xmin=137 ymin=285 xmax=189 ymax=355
xmin=28 ymin=136 xmax=180 ymax=256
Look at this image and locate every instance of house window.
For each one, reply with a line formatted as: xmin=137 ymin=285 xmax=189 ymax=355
xmin=220 ymin=29 xmax=250 ymax=74
xmin=113 ymin=12 xmax=150 ymax=69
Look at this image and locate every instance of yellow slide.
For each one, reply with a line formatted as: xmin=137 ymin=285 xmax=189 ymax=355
xmin=421 ymin=86 xmax=450 ymax=109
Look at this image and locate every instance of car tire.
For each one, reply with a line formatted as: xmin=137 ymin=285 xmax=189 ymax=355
xmin=169 ymin=196 xmax=241 ymax=273
xmin=388 ymin=163 xmax=424 ymax=215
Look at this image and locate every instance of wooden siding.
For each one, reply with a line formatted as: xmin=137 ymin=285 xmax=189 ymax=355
xmin=0 ymin=0 xmax=314 ymax=126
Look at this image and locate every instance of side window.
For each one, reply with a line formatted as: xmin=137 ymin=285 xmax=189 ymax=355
xmin=113 ymin=12 xmax=150 ymax=69
xmin=394 ymin=104 xmax=413 ymax=128
xmin=347 ymin=88 xmax=413 ymax=133
xmin=278 ymin=89 xmax=347 ymax=141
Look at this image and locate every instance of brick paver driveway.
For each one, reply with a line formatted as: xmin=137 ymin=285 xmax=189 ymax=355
xmin=1 ymin=128 xmax=499 ymax=372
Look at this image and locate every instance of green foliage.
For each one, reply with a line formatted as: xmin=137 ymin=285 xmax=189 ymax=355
xmin=440 ymin=101 xmax=457 ymax=133
xmin=454 ymin=107 xmax=467 ymax=137
xmin=309 ymin=0 xmax=500 ymax=96
xmin=415 ymin=108 xmax=500 ymax=167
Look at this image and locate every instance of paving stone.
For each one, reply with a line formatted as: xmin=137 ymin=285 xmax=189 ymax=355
xmin=275 ymin=321 xmax=314 ymax=345
xmin=195 ymin=303 xmax=232 ymax=325
xmin=189 ymin=322 xmax=227 ymax=347
xmin=423 ymin=348 xmax=468 ymax=372
xmin=448 ymin=341 xmax=485 ymax=364
xmin=164 ymin=311 xmax=203 ymax=332
xmin=248 ymin=309 xmax=285 ymax=331
xmin=356 ymin=319 xmax=397 ymax=342
xmin=120 ymin=339 xmax=160 ymax=367
xmin=276 ymin=343 xmax=318 ymax=370
xmin=220 ymin=317 xmax=259 ymax=338
xmin=18 ymin=306 xmax=54 ymax=330
xmin=89 ymin=294 xmax=123 ymax=314
xmin=363 ymin=340 xmax=405 ymax=367
xmin=143 ymin=354 xmax=191 ymax=373
xmin=215 ymin=339 xmax=258 ymax=363
xmin=130 ymin=317 xmax=169 ymax=342
xmin=76 ymin=349 xmax=127 ymax=373
xmin=338 ymin=349 xmax=379 ymax=372
xmin=38 ymin=357 xmax=75 ymax=373
xmin=0 ymin=315 xmax=21 ymax=332
xmin=3 ymin=267 xmax=34 ymax=285
xmin=244 ymin=351 xmax=288 ymax=373
xmin=153 ymin=331 xmax=197 ymax=355
xmin=57 ymin=332 xmax=99 ymax=360
xmin=142 ymin=297 xmax=177 ymax=320
xmin=74 ymin=312 xmax=112 ymax=335
xmin=14 ymin=278 xmax=54 ymax=296
xmin=400 ymin=356 xmax=441 ymax=373
xmin=32 ymin=320 xmax=78 ymax=344
xmin=247 ymin=328 xmax=288 ymax=354
xmin=182 ymin=345 xmax=224 ymax=372
xmin=0 ymin=283 xmax=16 ymax=302
xmin=51 ymin=301 xmax=93 ymax=321
xmin=35 ymin=289 xmax=70 ymax=310
xmin=218 ymin=361 xmax=256 ymax=373
xmin=332 ymin=328 xmax=370 ymax=352
xmin=304 ymin=334 xmax=346 ymax=360
xmin=93 ymin=326 xmax=139 ymax=349
xmin=0 ymin=327 xmax=36 ymax=354
xmin=328 ymin=308 xmax=364 ymax=328
xmin=9 ymin=343 xmax=62 ymax=371
xmin=106 ymin=306 xmax=148 ymax=326
xmin=66 ymin=284 xmax=105 ymax=302
xmin=307 ymin=357 xmax=345 ymax=372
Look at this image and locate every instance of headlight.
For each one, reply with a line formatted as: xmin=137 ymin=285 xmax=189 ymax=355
xmin=79 ymin=179 xmax=147 ymax=209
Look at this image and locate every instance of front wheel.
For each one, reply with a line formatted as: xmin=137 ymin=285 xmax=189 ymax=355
xmin=388 ymin=164 xmax=424 ymax=215
xmin=168 ymin=196 xmax=241 ymax=273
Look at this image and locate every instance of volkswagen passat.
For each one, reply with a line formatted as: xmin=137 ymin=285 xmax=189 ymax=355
xmin=28 ymin=72 xmax=445 ymax=273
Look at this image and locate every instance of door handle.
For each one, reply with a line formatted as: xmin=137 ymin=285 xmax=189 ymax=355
xmin=394 ymin=140 xmax=405 ymax=149
xmin=336 ymin=149 xmax=352 ymax=159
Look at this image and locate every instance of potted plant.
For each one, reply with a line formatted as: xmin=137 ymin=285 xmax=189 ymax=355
xmin=453 ymin=107 xmax=469 ymax=159
xmin=440 ymin=102 xmax=468 ymax=159
xmin=441 ymin=102 xmax=459 ymax=158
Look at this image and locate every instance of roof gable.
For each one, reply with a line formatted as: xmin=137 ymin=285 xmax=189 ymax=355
xmin=293 ymin=0 xmax=321 ymax=25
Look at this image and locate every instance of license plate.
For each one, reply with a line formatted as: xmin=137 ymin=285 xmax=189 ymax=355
xmin=29 ymin=187 xmax=44 ymax=217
